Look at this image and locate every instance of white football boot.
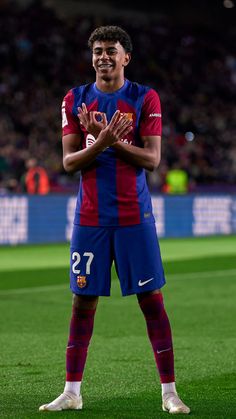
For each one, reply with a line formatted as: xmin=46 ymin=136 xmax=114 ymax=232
xmin=162 ymin=392 xmax=190 ymax=414
xmin=39 ymin=392 xmax=83 ymax=411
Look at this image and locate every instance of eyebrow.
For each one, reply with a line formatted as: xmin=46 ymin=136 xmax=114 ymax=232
xmin=93 ymin=46 xmax=118 ymax=52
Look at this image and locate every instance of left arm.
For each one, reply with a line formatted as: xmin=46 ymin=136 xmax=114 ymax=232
xmin=112 ymin=88 xmax=162 ymax=171
xmin=112 ymin=135 xmax=161 ymax=172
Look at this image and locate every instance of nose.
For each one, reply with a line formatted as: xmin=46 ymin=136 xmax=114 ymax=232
xmin=100 ymin=50 xmax=109 ymax=59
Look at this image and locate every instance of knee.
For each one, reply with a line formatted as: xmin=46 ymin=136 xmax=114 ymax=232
xmin=72 ymin=294 xmax=99 ymax=310
xmin=137 ymin=288 xmax=161 ymax=303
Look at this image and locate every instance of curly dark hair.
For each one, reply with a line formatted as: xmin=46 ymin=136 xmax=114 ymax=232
xmin=88 ymin=25 xmax=133 ymax=53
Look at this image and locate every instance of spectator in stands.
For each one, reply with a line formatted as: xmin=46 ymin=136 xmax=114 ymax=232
xmin=21 ymin=157 xmax=50 ymax=194
xmin=163 ymin=162 xmax=189 ymax=194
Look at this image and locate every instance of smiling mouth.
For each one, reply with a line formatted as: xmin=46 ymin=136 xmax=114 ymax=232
xmin=98 ymin=64 xmax=113 ymax=69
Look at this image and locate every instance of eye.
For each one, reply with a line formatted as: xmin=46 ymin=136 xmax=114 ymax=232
xmin=107 ymin=49 xmax=117 ymax=55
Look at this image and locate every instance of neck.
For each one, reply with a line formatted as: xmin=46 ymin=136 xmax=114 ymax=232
xmin=95 ymin=76 xmax=125 ymax=93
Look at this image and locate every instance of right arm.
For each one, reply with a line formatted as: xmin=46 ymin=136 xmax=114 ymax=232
xmin=62 ymin=132 xmax=107 ymax=173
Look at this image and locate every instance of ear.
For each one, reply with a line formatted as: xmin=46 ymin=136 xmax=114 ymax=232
xmin=123 ymin=53 xmax=131 ymax=67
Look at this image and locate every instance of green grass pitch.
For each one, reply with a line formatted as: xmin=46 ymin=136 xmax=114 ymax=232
xmin=0 ymin=235 xmax=236 ymax=418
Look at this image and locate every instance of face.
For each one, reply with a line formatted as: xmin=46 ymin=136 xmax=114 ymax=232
xmin=92 ymin=41 xmax=130 ymax=81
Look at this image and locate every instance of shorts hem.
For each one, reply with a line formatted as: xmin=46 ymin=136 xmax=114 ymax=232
xmin=121 ymin=280 xmax=166 ymax=297
xmin=70 ymin=287 xmax=110 ymax=297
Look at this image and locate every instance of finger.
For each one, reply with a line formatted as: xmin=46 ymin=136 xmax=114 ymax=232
xmin=118 ymin=118 xmax=132 ymax=130
xmin=77 ymin=108 xmax=85 ymax=119
xmin=117 ymin=124 xmax=133 ymax=139
xmin=117 ymin=114 xmax=131 ymax=126
xmin=88 ymin=110 xmax=93 ymax=124
xmin=77 ymin=110 xmax=84 ymax=124
xmin=90 ymin=112 xmax=101 ymax=125
xmin=101 ymin=112 xmax=108 ymax=126
xmin=90 ymin=112 xmax=97 ymax=124
xmin=82 ymin=103 xmax=88 ymax=113
xmin=77 ymin=107 xmax=87 ymax=120
xmin=109 ymin=110 xmax=120 ymax=128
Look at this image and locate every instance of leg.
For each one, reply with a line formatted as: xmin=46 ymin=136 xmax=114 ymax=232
xmin=66 ymin=294 xmax=98 ymax=384
xmin=137 ymin=289 xmax=175 ymax=384
xmin=114 ymin=223 xmax=190 ymax=413
xmin=39 ymin=225 xmax=112 ymax=412
xmin=137 ymin=289 xmax=190 ymax=414
xmin=39 ymin=294 xmax=98 ymax=411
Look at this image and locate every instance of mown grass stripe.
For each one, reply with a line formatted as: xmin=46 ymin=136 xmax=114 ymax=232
xmin=0 ymin=268 xmax=235 ymax=296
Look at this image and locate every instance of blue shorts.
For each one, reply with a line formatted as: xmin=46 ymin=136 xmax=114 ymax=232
xmin=70 ymin=223 xmax=166 ymax=296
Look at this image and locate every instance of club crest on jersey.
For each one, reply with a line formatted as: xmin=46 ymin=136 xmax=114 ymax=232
xmin=86 ymin=134 xmax=96 ymax=148
xmin=120 ymin=112 xmax=133 ymax=121
xmin=77 ymin=275 xmax=87 ymax=288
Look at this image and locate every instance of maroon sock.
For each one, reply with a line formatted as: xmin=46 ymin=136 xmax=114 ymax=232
xmin=66 ymin=306 xmax=96 ymax=381
xmin=139 ymin=293 xmax=175 ymax=383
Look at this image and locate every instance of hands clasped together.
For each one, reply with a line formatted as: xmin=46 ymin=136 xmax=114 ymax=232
xmin=78 ymin=103 xmax=133 ymax=149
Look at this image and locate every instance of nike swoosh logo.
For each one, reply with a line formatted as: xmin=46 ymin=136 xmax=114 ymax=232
xmin=138 ymin=277 xmax=154 ymax=286
xmin=157 ymin=347 xmax=172 ymax=354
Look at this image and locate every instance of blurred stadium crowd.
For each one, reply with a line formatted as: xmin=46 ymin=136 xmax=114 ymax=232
xmin=0 ymin=0 xmax=236 ymax=194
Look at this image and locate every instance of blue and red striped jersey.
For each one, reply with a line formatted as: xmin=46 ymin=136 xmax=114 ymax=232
xmin=62 ymin=79 xmax=162 ymax=227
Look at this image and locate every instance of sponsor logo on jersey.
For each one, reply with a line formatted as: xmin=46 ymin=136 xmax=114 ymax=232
xmin=77 ymin=275 xmax=87 ymax=288
xmin=121 ymin=138 xmax=132 ymax=145
xmin=86 ymin=134 xmax=96 ymax=147
xmin=62 ymin=101 xmax=68 ymax=128
xmin=149 ymin=113 xmax=162 ymax=117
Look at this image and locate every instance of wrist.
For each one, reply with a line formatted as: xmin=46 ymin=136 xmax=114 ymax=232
xmin=93 ymin=138 xmax=108 ymax=153
xmin=112 ymin=141 xmax=123 ymax=149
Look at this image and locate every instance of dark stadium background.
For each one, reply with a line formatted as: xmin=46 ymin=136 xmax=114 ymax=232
xmin=1 ymin=0 xmax=236 ymax=194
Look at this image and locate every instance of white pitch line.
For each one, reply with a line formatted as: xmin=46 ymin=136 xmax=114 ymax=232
xmin=0 ymin=269 xmax=235 ymax=296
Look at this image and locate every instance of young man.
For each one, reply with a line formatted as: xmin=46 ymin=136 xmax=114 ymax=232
xmin=39 ymin=25 xmax=190 ymax=414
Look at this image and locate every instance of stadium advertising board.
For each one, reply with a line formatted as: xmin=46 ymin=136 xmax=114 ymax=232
xmin=0 ymin=194 xmax=235 ymax=245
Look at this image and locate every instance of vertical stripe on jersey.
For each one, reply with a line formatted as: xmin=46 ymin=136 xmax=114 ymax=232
xmin=115 ymin=98 xmax=141 ymax=225
xmin=79 ymin=167 xmax=99 ymax=226
xmin=96 ymin=150 xmax=119 ymax=225
xmin=96 ymin=95 xmax=119 ymax=225
xmin=116 ymin=159 xmax=141 ymax=225
xmin=77 ymin=95 xmax=99 ymax=226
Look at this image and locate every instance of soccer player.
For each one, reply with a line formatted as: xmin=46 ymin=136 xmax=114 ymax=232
xmin=39 ymin=25 xmax=190 ymax=414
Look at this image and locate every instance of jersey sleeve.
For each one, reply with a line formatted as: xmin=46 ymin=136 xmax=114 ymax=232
xmin=139 ymin=89 xmax=162 ymax=136
xmin=61 ymin=89 xmax=81 ymax=136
